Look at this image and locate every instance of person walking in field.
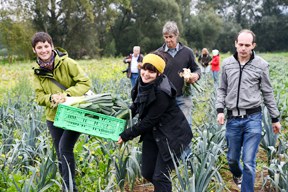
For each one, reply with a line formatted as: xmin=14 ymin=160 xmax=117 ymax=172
xmin=210 ymin=49 xmax=220 ymax=87
xmin=118 ymin=53 xmax=192 ymax=192
xmin=123 ymin=46 xmax=143 ymax=87
xmin=157 ymin=21 xmax=201 ymax=127
xmin=198 ymin=48 xmax=212 ymax=74
xmin=216 ymin=29 xmax=281 ymax=191
xmin=32 ymin=32 xmax=91 ymax=192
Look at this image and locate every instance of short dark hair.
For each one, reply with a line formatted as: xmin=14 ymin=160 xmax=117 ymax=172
xmin=235 ymin=29 xmax=256 ymax=43
xmin=31 ymin=32 xmax=53 ymax=48
xmin=141 ymin=63 xmax=159 ymax=73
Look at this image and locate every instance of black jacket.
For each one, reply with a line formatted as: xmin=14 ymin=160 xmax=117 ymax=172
xmin=120 ymin=75 xmax=192 ymax=162
xmin=198 ymin=54 xmax=212 ymax=67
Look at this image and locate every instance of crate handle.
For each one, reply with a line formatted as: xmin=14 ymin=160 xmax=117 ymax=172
xmin=84 ymin=114 xmax=100 ymax=120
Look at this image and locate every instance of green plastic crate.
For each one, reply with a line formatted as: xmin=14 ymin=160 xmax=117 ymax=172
xmin=54 ymin=104 xmax=126 ymax=141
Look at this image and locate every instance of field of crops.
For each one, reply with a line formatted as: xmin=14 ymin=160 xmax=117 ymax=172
xmin=0 ymin=53 xmax=287 ymax=192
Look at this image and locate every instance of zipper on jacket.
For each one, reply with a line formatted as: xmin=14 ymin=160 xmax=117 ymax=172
xmin=236 ymin=62 xmax=248 ymax=115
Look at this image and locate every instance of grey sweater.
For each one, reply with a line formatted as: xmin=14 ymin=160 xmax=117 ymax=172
xmin=216 ymin=52 xmax=280 ymax=122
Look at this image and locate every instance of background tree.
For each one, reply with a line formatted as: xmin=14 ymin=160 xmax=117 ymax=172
xmin=111 ymin=0 xmax=182 ymax=55
xmin=214 ymin=21 xmax=241 ymax=53
xmin=184 ymin=7 xmax=223 ymax=51
xmin=26 ymin=0 xmax=97 ymax=58
xmin=91 ymin=0 xmax=122 ymax=57
xmin=252 ymin=0 xmax=288 ymax=51
xmin=0 ymin=0 xmax=288 ymax=60
xmin=199 ymin=0 xmax=262 ymax=28
xmin=0 ymin=0 xmax=35 ymax=61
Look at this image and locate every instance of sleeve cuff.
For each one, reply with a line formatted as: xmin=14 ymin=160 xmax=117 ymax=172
xmin=271 ymin=118 xmax=279 ymax=123
xmin=197 ymin=71 xmax=201 ymax=80
xmin=120 ymin=128 xmax=134 ymax=142
xmin=217 ymin=108 xmax=224 ymax=113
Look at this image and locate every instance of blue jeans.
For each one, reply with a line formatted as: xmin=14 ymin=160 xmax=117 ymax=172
xmin=225 ymin=112 xmax=262 ymax=192
xmin=130 ymin=73 xmax=139 ymax=88
xmin=212 ymin=71 xmax=219 ymax=87
xmin=176 ymin=95 xmax=193 ymax=127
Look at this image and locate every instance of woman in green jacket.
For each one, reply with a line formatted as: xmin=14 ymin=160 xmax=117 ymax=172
xmin=32 ymin=32 xmax=91 ymax=192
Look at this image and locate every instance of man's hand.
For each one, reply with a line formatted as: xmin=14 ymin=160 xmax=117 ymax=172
xmin=186 ymin=72 xmax=199 ymax=84
xmin=272 ymin=122 xmax=281 ymax=134
xmin=125 ymin=58 xmax=131 ymax=62
xmin=217 ymin=113 xmax=225 ymax=125
xmin=137 ymin=62 xmax=142 ymax=69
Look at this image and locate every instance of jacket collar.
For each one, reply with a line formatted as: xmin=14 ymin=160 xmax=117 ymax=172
xmin=233 ymin=50 xmax=255 ymax=63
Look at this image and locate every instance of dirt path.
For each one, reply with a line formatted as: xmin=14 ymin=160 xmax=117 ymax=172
xmin=129 ymin=149 xmax=272 ymax=192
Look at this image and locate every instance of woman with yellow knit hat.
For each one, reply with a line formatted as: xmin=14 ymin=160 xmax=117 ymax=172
xmin=118 ymin=53 xmax=192 ymax=192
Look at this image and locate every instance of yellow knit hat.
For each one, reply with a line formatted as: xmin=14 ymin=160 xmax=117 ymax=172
xmin=142 ymin=54 xmax=166 ymax=73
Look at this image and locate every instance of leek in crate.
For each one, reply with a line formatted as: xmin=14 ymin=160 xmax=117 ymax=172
xmin=53 ymin=93 xmax=130 ymax=141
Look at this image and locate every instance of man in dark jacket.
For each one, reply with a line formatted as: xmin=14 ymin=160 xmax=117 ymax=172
xmin=157 ymin=21 xmax=201 ymax=127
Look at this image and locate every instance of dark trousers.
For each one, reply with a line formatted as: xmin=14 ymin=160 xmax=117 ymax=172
xmin=141 ymin=133 xmax=175 ymax=192
xmin=47 ymin=120 xmax=80 ymax=191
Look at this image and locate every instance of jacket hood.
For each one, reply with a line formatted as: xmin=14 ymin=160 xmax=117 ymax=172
xmin=53 ymin=47 xmax=68 ymax=69
xmin=158 ymin=75 xmax=177 ymax=98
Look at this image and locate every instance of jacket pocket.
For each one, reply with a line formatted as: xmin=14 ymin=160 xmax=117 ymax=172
xmin=155 ymin=137 xmax=173 ymax=162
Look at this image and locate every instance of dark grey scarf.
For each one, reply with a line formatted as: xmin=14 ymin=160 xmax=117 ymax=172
xmin=134 ymin=76 xmax=162 ymax=117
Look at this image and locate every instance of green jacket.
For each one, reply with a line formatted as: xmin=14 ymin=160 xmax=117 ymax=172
xmin=33 ymin=47 xmax=91 ymax=121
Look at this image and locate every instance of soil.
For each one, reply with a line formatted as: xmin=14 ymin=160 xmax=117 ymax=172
xmin=132 ymin=183 xmax=154 ymax=192
xmin=126 ymin=148 xmax=275 ymax=192
xmin=124 ymin=179 xmax=154 ymax=192
xmin=128 ymin=171 xmax=272 ymax=192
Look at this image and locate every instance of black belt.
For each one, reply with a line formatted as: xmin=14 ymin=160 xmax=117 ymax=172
xmin=227 ymin=106 xmax=261 ymax=118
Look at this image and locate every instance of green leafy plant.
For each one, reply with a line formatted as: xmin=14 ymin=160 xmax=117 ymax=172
xmin=260 ymin=106 xmax=278 ymax=164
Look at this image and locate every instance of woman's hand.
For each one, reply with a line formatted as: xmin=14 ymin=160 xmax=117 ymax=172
xmin=50 ymin=93 xmax=66 ymax=107
xmin=117 ymin=137 xmax=124 ymax=144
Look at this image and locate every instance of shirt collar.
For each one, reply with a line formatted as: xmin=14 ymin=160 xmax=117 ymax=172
xmin=164 ymin=43 xmax=179 ymax=52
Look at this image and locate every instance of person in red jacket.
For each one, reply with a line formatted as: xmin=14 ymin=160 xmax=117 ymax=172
xmin=211 ymin=49 xmax=220 ymax=87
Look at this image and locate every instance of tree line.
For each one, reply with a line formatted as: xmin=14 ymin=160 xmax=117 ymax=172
xmin=0 ymin=0 xmax=287 ymax=60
